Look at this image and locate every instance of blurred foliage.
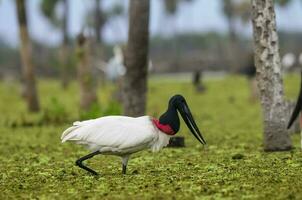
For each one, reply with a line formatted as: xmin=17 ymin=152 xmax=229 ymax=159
xmin=40 ymin=0 xmax=61 ymax=27
xmin=106 ymin=2 xmax=124 ymax=17
xmin=275 ymin=0 xmax=292 ymax=6
xmin=0 ymin=75 xmax=301 ymax=199
xmin=164 ymin=0 xmax=178 ymax=14
xmin=0 ymin=40 xmax=19 ymax=76
xmin=223 ymin=0 xmax=234 ymax=19
xmin=79 ymin=103 xmax=102 ymax=121
xmin=163 ymin=0 xmax=194 ymax=15
xmin=151 ymin=32 xmax=227 ymax=51
xmin=222 ymin=0 xmax=293 ymax=25
xmin=84 ymin=1 xmax=124 ymax=31
xmin=233 ymin=1 xmax=250 ymax=23
xmin=79 ymin=101 xmax=121 ymax=121
xmin=222 ymin=0 xmax=251 ymax=25
xmin=102 ymin=100 xmax=122 ymax=116
xmin=40 ymin=96 xmax=69 ymax=124
xmin=61 ymin=56 xmax=75 ymax=71
xmin=0 ymin=31 xmax=301 ymax=77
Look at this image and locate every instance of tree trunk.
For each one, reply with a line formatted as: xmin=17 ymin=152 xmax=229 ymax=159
xmin=76 ymin=34 xmax=97 ymax=111
xmin=94 ymin=0 xmax=105 ymax=44
xmin=227 ymin=18 xmax=239 ymax=71
xmin=223 ymin=0 xmax=239 ymax=71
xmin=122 ymin=0 xmax=150 ymax=117
xmin=16 ymin=0 xmax=40 ymax=112
xmin=93 ymin=0 xmax=106 ymax=86
xmin=251 ymin=0 xmax=292 ymax=151
xmin=60 ymin=0 xmax=70 ymax=89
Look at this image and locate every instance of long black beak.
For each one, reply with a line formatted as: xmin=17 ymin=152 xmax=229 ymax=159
xmin=287 ymin=71 xmax=302 ymax=129
xmin=177 ymin=100 xmax=206 ymax=145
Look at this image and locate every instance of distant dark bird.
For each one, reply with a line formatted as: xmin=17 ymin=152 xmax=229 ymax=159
xmin=240 ymin=54 xmax=256 ymax=79
xmin=192 ymin=70 xmax=206 ymax=93
xmin=61 ymin=95 xmax=206 ymax=176
xmin=287 ymin=72 xmax=302 ymax=145
xmin=240 ymin=53 xmax=258 ymax=102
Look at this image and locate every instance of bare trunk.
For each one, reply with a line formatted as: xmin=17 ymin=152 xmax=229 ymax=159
xmin=60 ymin=44 xmax=69 ymax=89
xmin=224 ymin=0 xmax=238 ymax=71
xmin=122 ymin=0 xmax=150 ymax=117
xmin=227 ymin=18 xmax=239 ymax=71
xmin=93 ymin=0 xmax=106 ymax=86
xmin=94 ymin=0 xmax=105 ymax=44
xmin=251 ymin=0 xmax=291 ymax=151
xmin=227 ymin=14 xmax=237 ymax=44
xmin=76 ymin=34 xmax=97 ymax=111
xmin=61 ymin=0 xmax=69 ymax=89
xmin=16 ymin=0 xmax=40 ymax=112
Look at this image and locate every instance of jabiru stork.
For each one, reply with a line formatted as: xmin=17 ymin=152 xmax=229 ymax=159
xmin=61 ymin=94 xmax=206 ymax=175
xmin=288 ymin=71 xmax=302 ymax=148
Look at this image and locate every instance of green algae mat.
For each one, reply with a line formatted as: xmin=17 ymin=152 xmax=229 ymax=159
xmin=0 ymin=75 xmax=302 ymax=199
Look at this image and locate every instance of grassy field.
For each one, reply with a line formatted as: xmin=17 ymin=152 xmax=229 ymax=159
xmin=0 ymin=74 xmax=301 ymax=200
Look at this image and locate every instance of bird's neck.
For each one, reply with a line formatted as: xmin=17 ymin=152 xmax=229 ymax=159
xmin=152 ymin=118 xmax=175 ymax=135
xmin=155 ymin=104 xmax=180 ymax=135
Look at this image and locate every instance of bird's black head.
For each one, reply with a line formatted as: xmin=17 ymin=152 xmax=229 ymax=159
xmin=159 ymin=94 xmax=206 ymax=145
xmin=159 ymin=95 xmax=182 ymax=133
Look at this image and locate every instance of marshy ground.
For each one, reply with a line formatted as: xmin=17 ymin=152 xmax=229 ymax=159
xmin=0 ymin=74 xmax=301 ymax=199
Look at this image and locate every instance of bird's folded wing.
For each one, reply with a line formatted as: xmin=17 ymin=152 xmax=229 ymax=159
xmin=61 ymin=116 xmax=157 ymax=150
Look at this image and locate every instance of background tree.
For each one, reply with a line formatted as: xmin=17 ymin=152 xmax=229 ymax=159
xmin=223 ymin=0 xmax=237 ymax=43
xmin=40 ymin=0 xmax=70 ymax=89
xmin=275 ymin=0 xmax=291 ymax=6
xmin=221 ymin=0 xmax=291 ymax=71
xmin=93 ymin=0 xmax=104 ymax=44
xmin=162 ymin=0 xmax=193 ymax=71
xmin=223 ymin=0 xmax=291 ymax=34
xmin=76 ymin=33 xmax=97 ymax=111
xmin=85 ymin=1 xmax=124 ymax=45
xmin=251 ymin=0 xmax=292 ymax=151
xmin=85 ymin=0 xmax=124 ymax=78
xmin=163 ymin=0 xmax=193 ymax=14
xmin=222 ymin=0 xmax=250 ymax=71
xmin=16 ymin=0 xmax=40 ymax=112
xmin=122 ymin=0 xmax=150 ymax=116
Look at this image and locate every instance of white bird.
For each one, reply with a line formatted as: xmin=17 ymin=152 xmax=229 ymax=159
xmin=282 ymin=53 xmax=296 ymax=70
xmin=97 ymin=45 xmax=153 ymax=82
xmin=106 ymin=46 xmax=126 ymax=81
xmin=61 ymin=95 xmax=206 ymax=175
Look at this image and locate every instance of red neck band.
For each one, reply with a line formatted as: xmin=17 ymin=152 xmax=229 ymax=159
xmin=152 ymin=119 xmax=175 ymax=135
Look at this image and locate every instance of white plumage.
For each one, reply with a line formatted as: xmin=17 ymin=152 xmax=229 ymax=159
xmin=62 ymin=116 xmax=170 ymax=153
xmin=61 ymin=116 xmax=171 ymax=175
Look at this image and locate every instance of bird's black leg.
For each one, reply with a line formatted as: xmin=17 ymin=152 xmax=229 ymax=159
xmin=121 ymin=155 xmax=130 ymax=175
xmin=122 ymin=164 xmax=127 ymax=175
xmin=75 ymin=151 xmax=101 ymax=176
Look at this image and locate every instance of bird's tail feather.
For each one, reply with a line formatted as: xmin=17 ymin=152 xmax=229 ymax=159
xmin=61 ymin=125 xmax=81 ymax=143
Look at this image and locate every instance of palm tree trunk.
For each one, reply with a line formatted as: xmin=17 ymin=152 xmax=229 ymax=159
xmin=60 ymin=0 xmax=69 ymax=89
xmin=76 ymin=34 xmax=97 ymax=111
xmin=93 ymin=0 xmax=106 ymax=85
xmin=122 ymin=0 xmax=150 ymax=117
xmin=251 ymin=0 xmax=292 ymax=151
xmin=16 ymin=0 xmax=40 ymax=112
xmin=94 ymin=0 xmax=105 ymax=44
